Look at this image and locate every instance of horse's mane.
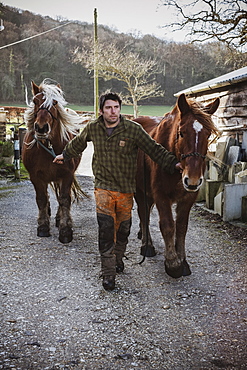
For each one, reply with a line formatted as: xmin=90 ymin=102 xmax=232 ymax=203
xmin=24 ymin=80 xmax=84 ymax=142
xmin=185 ymin=99 xmax=219 ymax=136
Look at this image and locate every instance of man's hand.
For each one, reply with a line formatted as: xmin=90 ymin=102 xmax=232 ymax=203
xmin=53 ymin=154 xmax=64 ymax=164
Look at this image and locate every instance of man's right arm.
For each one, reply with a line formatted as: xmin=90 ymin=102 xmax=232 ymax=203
xmin=53 ymin=153 xmax=64 ymax=164
xmin=53 ymin=124 xmax=90 ymax=164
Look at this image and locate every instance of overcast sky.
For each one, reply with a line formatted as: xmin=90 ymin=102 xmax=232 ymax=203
xmin=3 ymin=0 xmax=187 ymax=42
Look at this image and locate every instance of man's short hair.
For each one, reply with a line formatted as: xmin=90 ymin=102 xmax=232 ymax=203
xmin=99 ymin=92 xmax=122 ymax=111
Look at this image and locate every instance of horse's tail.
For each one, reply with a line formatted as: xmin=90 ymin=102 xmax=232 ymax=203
xmin=71 ymin=176 xmax=90 ymax=202
xmin=51 ymin=177 xmax=90 ymax=202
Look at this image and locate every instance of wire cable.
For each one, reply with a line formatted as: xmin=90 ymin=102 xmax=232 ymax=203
xmin=0 ymin=21 xmax=72 ymax=50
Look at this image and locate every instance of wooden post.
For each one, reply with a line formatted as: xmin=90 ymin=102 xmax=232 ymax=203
xmin=241 ymin=196 xmax=247 ymax=223
xmin=0 ymin=108 xmax=7 ymax=141
xmin=205 ymin=179 xmax=222 ymax=209
xmin=13 ymin=126 xmax=20 ymax=180
xmin=94 ymin=8 xmax=99 ymax=118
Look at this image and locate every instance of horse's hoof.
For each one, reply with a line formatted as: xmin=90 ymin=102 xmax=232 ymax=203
xmin=37 ymin=226 xmax=50 ymax=237
xmin=165 ymin=262 xmax=183 ymax=279
xmin=141 ymin=245 xmax=156 ymax=257
xmin=182 ymin=259 xmax=191 ymax=276
xmin=59 ymin=234 xmax=73 ymax=244
xmin=59 ymin=227 xmax=73 ymax=244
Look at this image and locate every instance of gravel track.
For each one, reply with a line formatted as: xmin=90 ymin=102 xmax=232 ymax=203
xmin=0 ymin=176 xmax=246 ymax=369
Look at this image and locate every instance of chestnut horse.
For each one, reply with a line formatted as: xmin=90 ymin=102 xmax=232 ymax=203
xmin=134 ymin=93 xmax=220 ymax=278
xmin=22 ymin=80 xmax=86 ymax=243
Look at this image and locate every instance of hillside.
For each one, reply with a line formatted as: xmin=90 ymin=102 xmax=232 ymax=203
xmin=0 ymin=3 xmax=246 ymax=106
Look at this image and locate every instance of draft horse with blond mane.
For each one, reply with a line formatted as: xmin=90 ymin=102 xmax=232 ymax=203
xmin=22 ymin=80 xmax=84 ymax=244
xmin=134 ymin=93 xmax=219 ymax=278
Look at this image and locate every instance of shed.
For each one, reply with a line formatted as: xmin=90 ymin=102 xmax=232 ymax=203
xmin=175 ymin=67 xmax=247 ymax=223
xmin=175 ymin=66 xmax=247 ymax=129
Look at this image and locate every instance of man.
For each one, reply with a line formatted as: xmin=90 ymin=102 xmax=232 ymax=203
xmin=53 ymin=92 xmax=181 ymax=291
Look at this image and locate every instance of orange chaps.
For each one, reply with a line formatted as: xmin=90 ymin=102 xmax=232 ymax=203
xmin=94 ymin=188 xmax=134 ymax=276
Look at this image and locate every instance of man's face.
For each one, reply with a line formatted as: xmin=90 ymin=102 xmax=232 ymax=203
xmin=100 ymin=99 xmax=121 ymax=126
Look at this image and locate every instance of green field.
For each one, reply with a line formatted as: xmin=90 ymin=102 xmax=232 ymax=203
xmin=68 ymin=105 xmax=172 ymax=116
xmin=1 ymin=102 xmax=172 ymax=117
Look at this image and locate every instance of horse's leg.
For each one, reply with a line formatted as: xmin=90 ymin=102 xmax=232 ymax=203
xmin=175 ymin=197 xmax=196 ymax=276
xmin=56 ymin=179 xmax=73 ymax=244
xmin=135 ymin=191 xmax=156 ymax=257
xmin=156 ymin=200 xmax=183 ymax=278
xmin=32 ymin=181 xmax=51 ymax=237
xmin=55 ymin=206 xmax=60 ymax=227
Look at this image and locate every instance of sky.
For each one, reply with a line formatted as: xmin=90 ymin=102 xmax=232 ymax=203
xmin=2 ymin=0 xmax=187 ymax=42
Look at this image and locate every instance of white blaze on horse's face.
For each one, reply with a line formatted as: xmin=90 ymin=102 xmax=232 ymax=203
xmin=181 ymin=120 xmax=205 ymax=193
xmin=33 ymin=93 xmax=55 ymax=139
xmin=193 ymin=120 xmax=203 ymax=150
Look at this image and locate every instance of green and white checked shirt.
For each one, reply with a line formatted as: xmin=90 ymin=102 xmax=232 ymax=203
xmin=63 ymin=115 xmax=178 ymax=193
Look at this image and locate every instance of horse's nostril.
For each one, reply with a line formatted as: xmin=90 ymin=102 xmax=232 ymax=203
xmin=43 ymin=123 xmax=49 ymax=133
xmin=184 ymin=177 xmax=189 ymax=186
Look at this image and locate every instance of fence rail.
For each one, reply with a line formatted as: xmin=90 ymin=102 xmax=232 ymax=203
xmin=2 ymin=106 xmax=26 ymax=125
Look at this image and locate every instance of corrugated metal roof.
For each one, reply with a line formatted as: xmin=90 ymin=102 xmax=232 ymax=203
xmin=175 ymin=66 xmax=247 ymax=96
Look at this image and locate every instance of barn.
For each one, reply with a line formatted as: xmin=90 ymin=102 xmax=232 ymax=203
xmin=175 ymin=66 xmax=247 ymax=223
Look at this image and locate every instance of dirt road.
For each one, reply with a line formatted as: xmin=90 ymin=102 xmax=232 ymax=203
xmin=0 ymin=175 xmax=246 ymax=369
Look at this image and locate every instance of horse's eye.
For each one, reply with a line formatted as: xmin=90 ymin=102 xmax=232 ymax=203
xmin=53 ymin=101 xmax=57 ymax=106
xmin=179 ymin=131 xmax=184 ymax=138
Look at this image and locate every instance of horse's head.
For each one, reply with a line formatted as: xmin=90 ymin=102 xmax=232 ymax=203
xmin=31 ymin=80 xmax=62 ymax=140
xmin=24 ymin=79 xmax=83 ymax=145
xmin=176 ymin=93 xmax=220 ymax=192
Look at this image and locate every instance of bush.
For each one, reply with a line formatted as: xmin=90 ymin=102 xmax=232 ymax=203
xmin=0 ymin=140 xmax=13 ymax=157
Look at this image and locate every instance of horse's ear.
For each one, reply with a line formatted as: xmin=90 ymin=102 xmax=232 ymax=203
xmin=177 ymin=93 xmax=190 ymax=115
xmin=31 ymin=81 xmax=40 ymax=96
xmin=204 ymin=97 xmax=220 ymax=115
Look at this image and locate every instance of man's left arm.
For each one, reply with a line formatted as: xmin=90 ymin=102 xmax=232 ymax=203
xmin=136 ymin=126 xmax=182 ymax=174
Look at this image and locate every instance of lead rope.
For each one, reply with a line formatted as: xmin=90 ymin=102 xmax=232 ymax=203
xmin=33 ymin=136 xmax=56 ymax=158
xmin=139 ymin=153 xmax=149 ymax=265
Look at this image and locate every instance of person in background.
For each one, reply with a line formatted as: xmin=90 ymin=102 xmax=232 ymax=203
xmin=53 ymin=92 xmax=182 ymax=291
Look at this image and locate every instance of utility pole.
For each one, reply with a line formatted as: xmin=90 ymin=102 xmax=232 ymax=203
xmin=94 ymin=8 xmax=99 ymax=118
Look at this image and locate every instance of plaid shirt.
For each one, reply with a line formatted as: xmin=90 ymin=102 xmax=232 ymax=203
xmin=63 ymin=115 xmax=178 ymax=193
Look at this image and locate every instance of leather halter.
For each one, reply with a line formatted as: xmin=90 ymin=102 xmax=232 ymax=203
xmin=181 ymin=152 xmax=206 ymax=160
xmin=33 ymin=104 xmax=57 ymax=159
xmin=178 ymin=129 xmax=206 ymax=161
xmin=35 ymin=106 xmax=57 ymax=121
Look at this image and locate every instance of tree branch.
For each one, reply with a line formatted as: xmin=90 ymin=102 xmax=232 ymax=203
xmin=160 ymin=0 xmax=247 ymax=49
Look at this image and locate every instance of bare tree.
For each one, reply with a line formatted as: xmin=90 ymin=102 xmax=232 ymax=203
xmin=160 ymin=0 xmax=247 ymax=50
xmin=74 ymin=41 xmax=164 ymax=117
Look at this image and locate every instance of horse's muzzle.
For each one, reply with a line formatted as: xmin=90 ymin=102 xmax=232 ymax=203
xmin=183 ymin=176 xmax=203 ymax=192
xmin=34 ymin=122 xmax=50 ymax=135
